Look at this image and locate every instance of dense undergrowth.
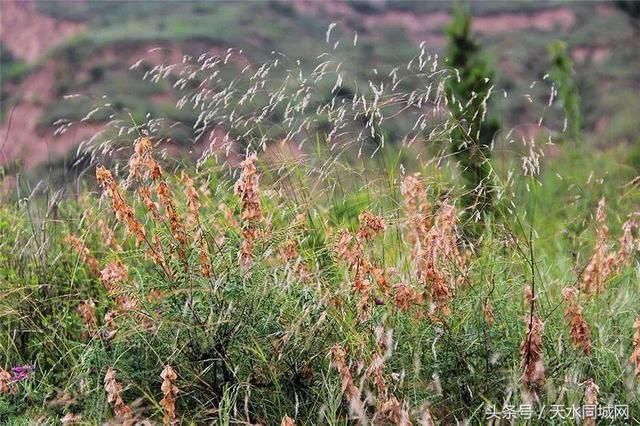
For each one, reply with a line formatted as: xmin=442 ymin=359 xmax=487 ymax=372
xmin=1 ymin=137 xmax=640 ymax=424
xmin=2 ymin=37 xmax=640 ymax=425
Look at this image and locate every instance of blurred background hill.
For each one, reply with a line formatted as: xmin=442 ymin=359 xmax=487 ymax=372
xmin=1 ymin=0 xmax=639 ymax=174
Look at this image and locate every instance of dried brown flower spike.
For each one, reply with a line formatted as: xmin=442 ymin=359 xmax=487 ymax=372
xmin=0 ymin=368 xmax=11 ymax=394
xmin=77 ymin=299 xmax=98 ymax=338
xmin=581 ymin=198 xmax=615 ymax=296
xmin=160 ymin=365 xmax=179 ymax=425
xmin=66 ymin=235 xmax=101 ymax=277
xmin=483 ymin=299 xmax=495 ymax=326
xmin=520 ymin=286 xmax=545 ymax=404
xmin=357 ymin=210 xmax=385 ymax=241
xmin=583 ymin=379 xmax=599 ymax=426
xmin=104 ymin=367 xmax=133 ymax=422
xmin=630 ymin=316 xmax=640 ymax=377
xmin=280 ymin=416 xmax=295 ymax=426
xmin=96 ymin=165 xmax=147 ymax=247
xmin=329 ymin=344 xmax=367 ymax=423
xmin=562 ymin=287 xmax=592 ymax=355
xmin=235 ymin=154 xmax=262 ymax=269
xmin=401 ymin=174 xmax=432 ymax=263
xmin=181 ymin=171 xmax=201 ymax=228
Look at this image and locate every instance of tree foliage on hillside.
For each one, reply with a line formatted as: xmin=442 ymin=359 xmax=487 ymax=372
xmin=549 ymin=40 xmax=581 ymax=143
xmin=445 ymin=9 xmax=500 ymax=224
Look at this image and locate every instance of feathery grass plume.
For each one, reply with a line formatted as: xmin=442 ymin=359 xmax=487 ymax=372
xmin=128 ymin=136 xmax=151 ymax=181
xmin=235 ymin=154 xmax=262 ymax=269
xmin=358 ymin=211 xmax=388 ymax=293
xmin=239 ymin=226 xmax=258 ymax=270
xmin=235 ymin=154 xmax=262 ymax=222
xmin=329 ymin=344 xmax=368 ymax=424
xmin=104 ymin=367 xmax=133 ymax=422
xmin=0 ymin=368 xmax=11 ymax=394
xmin=483 ymin=299 xmax=495 ymax=326
xmin=98 ymin=219 xmax=122 ymax=252
xmin=520 ymin=286 xmax=545 ymax=404
xmin=581 ymin=198 xmax=615 ymax=296
xmin=561 ymin=287 xmax=592 ymax=355
xmin=401 ymin=174 xmax=432 ymax=263
xmin=66 ymin=235 xmax=101 ymax=277
xmin=583 ymin=378 xmax=599 ymax=426
xmin=160 ymin=365 xmax=178 ymax=425
xmin=280 ymin=416 xmax=295 ymax=426
xmin=630 ymin=316 xmax=640 ymax=377
xmin=77 ymin=299 xmax=98 ymax=338
xmin=96 ymin=165 xmax=147 ymax=247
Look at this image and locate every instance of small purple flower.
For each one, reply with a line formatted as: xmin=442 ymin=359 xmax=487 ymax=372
xmin=10 ymin=364 xmax=35 ymax=383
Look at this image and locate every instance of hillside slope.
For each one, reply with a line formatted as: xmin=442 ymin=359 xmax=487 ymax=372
xmin=1 ymin=0 xmax=639 ymax=172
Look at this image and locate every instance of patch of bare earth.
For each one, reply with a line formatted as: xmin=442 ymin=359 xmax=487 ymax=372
xmin=0 ymin=0 xmax=85 ymax=63
xmin=0 ymin=60 xmax=104 ymax=168
xmin=472 ymin=8 xmax=575 ymax=35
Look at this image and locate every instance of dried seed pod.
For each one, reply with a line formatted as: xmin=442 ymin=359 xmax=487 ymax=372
xmin=66 ymin=235 xmax=101 ymax=277
xmin=160 ymin=365 xmax=178 ymax=425
xmin=77 ymin=299 xmax=98 ymax=338
xmin=104 ymin=367 xmax=133 ymax=422
xmin=630 ymin=316 xmax=640 ymax=377
xmin=562 ymin=287 xmax=592 ymax=355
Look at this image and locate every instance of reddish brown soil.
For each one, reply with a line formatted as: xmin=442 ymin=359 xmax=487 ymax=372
xmin=0 ymin=40 xmax=247 ymax=168
xmin=291 ymin=1 xmax=576 ymax=46
xmin=0 ymin=0 xmax=85 ymax=63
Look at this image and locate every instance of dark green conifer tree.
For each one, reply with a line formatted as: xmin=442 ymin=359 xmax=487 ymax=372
xmin=549 ymin=40 xmax=581 ymax=143
xmin=445 ymin=9 xmax=500 ymax=222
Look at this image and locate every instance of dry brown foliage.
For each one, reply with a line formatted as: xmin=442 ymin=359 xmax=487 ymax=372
xmin=562 ymin=287 xmax=592 ymax=355
xmin=160 ymin=365 xmax=179 ymax=425
xmin=104 ymin=367 xmax=133 ymax=423
xmin=280 ymin=415 xmax=295 ymax=426
xmin=329 ymin=344 xmax=367 ymax=423
xmin=235 ymin=154 xmax=262 ymax=269
xmin=583 ymin=378 xmax=599 ymax=426
xmin=581 ymin=198 xmax=615 ymax=296
xmin=66 ymin=235 xmax=101 ymax=277
xmin=520 ymin=288 xmax=545 ymax=403
xmin=630 ymin=316 xmax=640 ymax=377
xmin=96 ymin=165 xmax=147 ymax=247
xmin=77 ymin=299 xmax=98 ymax=338
xmin=0 ymin=368 xmax=11 ymax=394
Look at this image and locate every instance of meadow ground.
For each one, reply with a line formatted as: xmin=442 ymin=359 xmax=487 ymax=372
xmin=1 ymin=45 xmax=640 ymax=425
